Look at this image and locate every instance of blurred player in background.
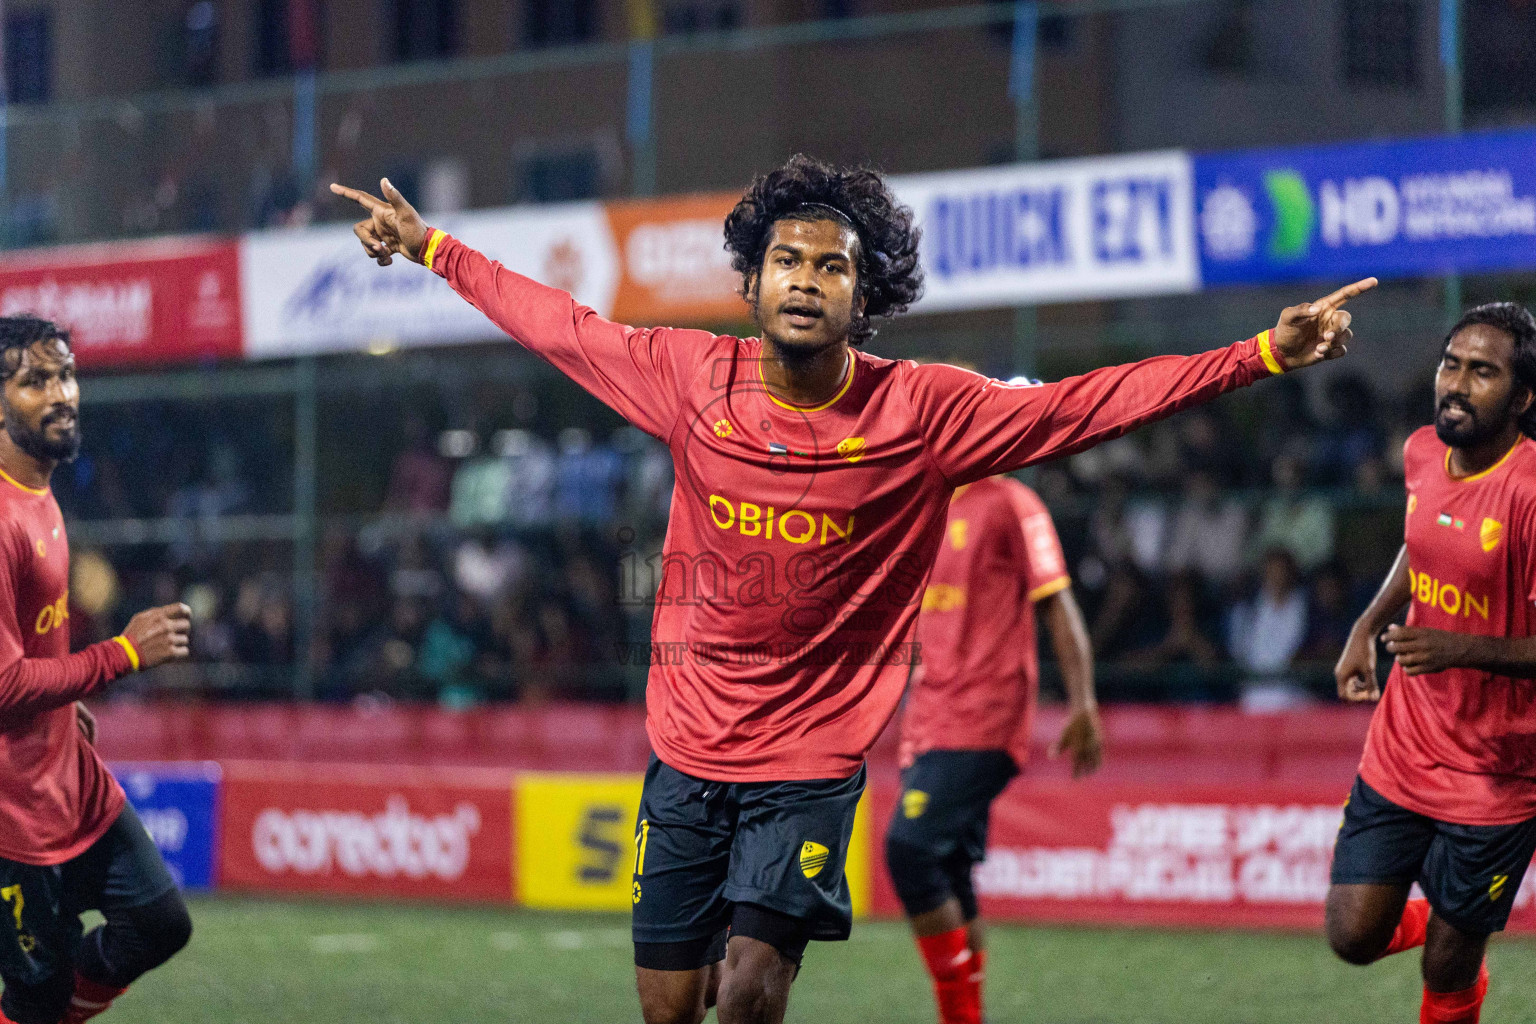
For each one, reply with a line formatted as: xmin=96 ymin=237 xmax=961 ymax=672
xmin=334 ymin=158 xmax=1367 ymax=1024
xmin=1329 ymin=303 xmax=1536 ymax=1024
xmin=0 ymin=318 xmax=194 ymax=1024
xmin=887 ymin=472 xmax=1100 ymax=1024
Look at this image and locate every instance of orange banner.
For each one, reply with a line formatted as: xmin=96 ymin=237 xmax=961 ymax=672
xmin=605 ymin=192 xmax=747 ymax=326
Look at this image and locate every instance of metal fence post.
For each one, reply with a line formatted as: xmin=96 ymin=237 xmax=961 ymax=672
xmin=291 ymin=356 xmax=318 ymax=699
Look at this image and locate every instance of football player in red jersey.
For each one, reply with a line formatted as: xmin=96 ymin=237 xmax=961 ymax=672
xmin=1329 ymin=302 xmax=1536 ymax=1024
xmin=0 ymin=318 xmax=193 ymax=1024
xmin=887 ymin=474 xmax=1099 ymax=1024
xmin=334 ymin=158 xmax=1370 ymax=1024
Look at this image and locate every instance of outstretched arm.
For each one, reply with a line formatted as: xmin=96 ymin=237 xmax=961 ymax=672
xmin=330 ymin=180 xmax=696 ymax=440
xmin=908 ymin=280 xmax=1376 ymax=485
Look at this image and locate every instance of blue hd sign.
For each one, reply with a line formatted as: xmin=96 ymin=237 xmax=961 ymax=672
xmin=114 ymin=762 xmax=221 ymax=890
xmin=1195 ymin=129 xmax=1536 ymax=286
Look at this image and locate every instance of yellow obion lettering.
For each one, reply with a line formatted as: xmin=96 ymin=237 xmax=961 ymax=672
xmin=706 ymin=494 xmax=855 ymax=547
xmin=1407 ymin=569 xmax=1490 ymax=621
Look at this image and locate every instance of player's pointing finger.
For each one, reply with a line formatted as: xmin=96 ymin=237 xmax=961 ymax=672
xmin=329 ymin=182 xmax=385 ymax=212
xmin=1313 ymin=277 xmax=1378 ymax=311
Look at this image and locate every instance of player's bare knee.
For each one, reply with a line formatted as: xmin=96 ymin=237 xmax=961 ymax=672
xmin=636 ymin=980 xmax=707 ymax=1024
xmin=715 ymin=970 xmax=789 ymax=1024
xmin=1422 ymin=918 xmax=1488 ymax=993
xmin=640 ymin=1000 xmax=706 ymax=1024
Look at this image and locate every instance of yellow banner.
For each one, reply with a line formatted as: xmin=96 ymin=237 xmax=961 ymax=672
xmin=514 ymin=773 xmax=870 ymax=916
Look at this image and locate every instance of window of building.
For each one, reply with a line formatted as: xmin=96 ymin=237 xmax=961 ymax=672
xmin=255 ymin=0 xmax=321 ymax=77
xmin=524 ymin=0 xmax=597 ymax=48
xmin=662 ymin=2 xmax=742 ymax=33
xmin=511 ymin=136 xmax=620 ymax=204
xmin=4 ymin=10 xmax=51 ymax=103
xmin=392 ymin=0 xmax=457 ymax=61
xmin=1464 ymin=0 xmax=1536 ymax=111
xmin=1341 ymin=0 xmax=1419 ymax=88
xmin=185 ymin=1 xmax=220 ymax=87
xmin=1198 ymin=1 xmax=1257 ymax=75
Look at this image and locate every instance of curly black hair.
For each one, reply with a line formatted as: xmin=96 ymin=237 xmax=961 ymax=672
xmin=724 ymin=155 xmax=923 ymax=346
xmin=1446 ymin=302 xmax=1536 ymax=439
xmin=0 ymin=316 xmax=69 ymax=380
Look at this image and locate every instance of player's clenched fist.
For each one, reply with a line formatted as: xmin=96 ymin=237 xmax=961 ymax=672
xmin=122 ymin=603 xmax=192 ymax=670
xmin=330 ymin=178 xmax=429 ymax=267
xmin=1334 ymin=629 xmax=1381 ymax=702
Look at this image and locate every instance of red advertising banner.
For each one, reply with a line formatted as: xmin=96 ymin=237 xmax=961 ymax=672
xmin=219 ymin=762 xmax=514 ymax=901
xmin=0 ymin=236 xmax=242 ymax=368
xmin=869 ymin=780 xmax=1536 ymax=932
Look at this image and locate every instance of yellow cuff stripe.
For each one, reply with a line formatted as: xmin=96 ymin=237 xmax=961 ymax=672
xmin=421 ymin=228 xmax=445 ymax=271
xmin=113 ymin=635 xmax=141 ymax=672
xmin=1257 ymin=329 xmax=1285 ymax=376
xmin=1027 ymin=576 xmax=1072 ymax=603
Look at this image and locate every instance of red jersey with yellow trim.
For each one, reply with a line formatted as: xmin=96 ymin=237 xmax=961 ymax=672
xmin=1359 ymin=426 xmax=1536 ymax=825
xmin=899 ymin=476 xmax=1068 ymax=768
xmin=426 ymin=229 xmax=1280 ymax=781
xmin=0 ymin=470 xmax=133 ymax=865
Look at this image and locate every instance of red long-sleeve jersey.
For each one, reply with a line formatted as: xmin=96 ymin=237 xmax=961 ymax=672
xmin=0 ymin=470 xmax=135 ymax=865
xmin=426 ymin=228 xmax=1282 ymax=781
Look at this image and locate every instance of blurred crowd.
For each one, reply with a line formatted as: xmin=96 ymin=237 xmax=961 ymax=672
xmin=58 ymin=368 xmax=1427 ymax=707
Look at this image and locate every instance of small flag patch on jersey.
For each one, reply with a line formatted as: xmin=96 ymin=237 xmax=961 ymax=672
xmin=799 ymin=841 xmax=829 ymax=879
xmin=1437 ymin=513 xmax=1453 ymax=527
xmin=1490 ymin=874 xmax=1508 ymax=901
xmin=768 ymin=442 xmax=789 ymax=455
xmin=1481 ymin=518 xmax=1503 ymax=552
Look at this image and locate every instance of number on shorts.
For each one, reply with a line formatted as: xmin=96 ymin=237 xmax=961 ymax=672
xmin=0 ymin=885 xmax=21 ymax=930
xmin=634 ymin=819 xmax=650 ymax=877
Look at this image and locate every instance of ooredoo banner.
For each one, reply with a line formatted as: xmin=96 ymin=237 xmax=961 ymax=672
xmin=218 ymin=762 xmax=514 ymax=901
xmin=868 ymin=780 xmax=1536 ymax=931
xmin=0 ymin=236 xmax=242 ymax=368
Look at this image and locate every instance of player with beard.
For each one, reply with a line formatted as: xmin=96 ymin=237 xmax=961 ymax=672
xmin=0 ymin=318 xmax=193 ymax=1024
xmin=333 ymin=157 xmax=1370 ymax=1024
xmin=1329 ymin=302 xmax=1536 ymax=1024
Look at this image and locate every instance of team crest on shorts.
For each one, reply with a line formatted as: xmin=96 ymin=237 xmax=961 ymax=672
xmin=902 ymin=790 xmax=930 ymax=819
xmin=799 ymin=841 xmax=830 ymax=879
xmin=1481 ymin=518 xmax=1503 ymax=553
xmin=1490 ymin=874 xmax=1508 ymax=901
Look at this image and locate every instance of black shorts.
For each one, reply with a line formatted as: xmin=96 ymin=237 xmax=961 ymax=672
xmin=0 ymin=804 xmax=177 ymax=991
xmin=884 ymin=749 xmax=1018 ymax=919
xmin=1331 ymin=776 xmax=1536 ymax=935
xmin=630 ymin=755 xmax=864 ymax=966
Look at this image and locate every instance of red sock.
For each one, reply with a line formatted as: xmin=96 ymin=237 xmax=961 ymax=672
xmin=60 ymin=972 xmax=127 ymax=1023
xmin=967 ymin=948 xmax=987 ymax=1021
xmin=1381 ymin=898 xmax=1431 ymax=959
xmin=916 ymin=926 xmax=980 ymax=1024
xmin=1420 ymin=962 xmax=1489 ymax=1024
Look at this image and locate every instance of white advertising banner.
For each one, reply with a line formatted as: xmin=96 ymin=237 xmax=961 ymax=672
xmin=240 ymin=153 xmax=1201 ymax=358
xmin=241 ymin=203 xmax=620 ymax=358
xmin=894 ymin=150 xmax=1200 ymax=311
